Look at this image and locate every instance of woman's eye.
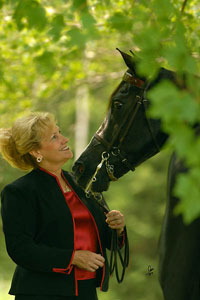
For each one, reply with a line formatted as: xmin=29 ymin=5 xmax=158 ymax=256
xmin=52 ymin=134 xmax=57 ymax=140
xmin=113 ymin=101 xmax=123 ymax=109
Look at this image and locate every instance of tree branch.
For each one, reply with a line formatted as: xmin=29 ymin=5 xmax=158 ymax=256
xmin=181 ymin=0 xmax=188 ymax=13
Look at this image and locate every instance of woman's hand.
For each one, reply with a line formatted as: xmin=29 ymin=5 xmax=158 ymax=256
xmin=105 ymin=210 xmax=125 ymax=236
xmin=72 ymin=250 xmax=105 ymax=272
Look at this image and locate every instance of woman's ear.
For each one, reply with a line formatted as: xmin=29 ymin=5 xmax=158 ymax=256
xmin=29 ymin=149 xmax=41 ymax=159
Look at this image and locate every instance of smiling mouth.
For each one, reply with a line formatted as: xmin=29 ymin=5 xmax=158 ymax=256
xmin=61 ymin=146 xmax=69 ymax=151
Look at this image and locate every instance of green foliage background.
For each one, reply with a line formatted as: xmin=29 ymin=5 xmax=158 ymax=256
xmin=0 ymin=0 xmax=200 ymax=299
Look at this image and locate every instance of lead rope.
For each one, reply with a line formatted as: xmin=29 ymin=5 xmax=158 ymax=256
xmin=84 ymin=152 xmax=129 ymax=284
xmin=86 ymin=192 xmax=129 ymax=283
xmin=110 ymin=227 xmax=129 ymax=283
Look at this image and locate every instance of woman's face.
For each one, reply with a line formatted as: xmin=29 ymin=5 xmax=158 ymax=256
xmin=38 ymin=124 xmax=73 ymax=169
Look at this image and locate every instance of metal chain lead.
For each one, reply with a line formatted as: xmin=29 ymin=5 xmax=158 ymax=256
xmin=105 ymin=160 xmax=118 ymax=181
xmin=85 ymin=151 xmax=110 ymax=197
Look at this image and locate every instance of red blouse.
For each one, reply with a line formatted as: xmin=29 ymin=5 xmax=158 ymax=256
xmin=64 ymin=191 xmax=98 ymax=280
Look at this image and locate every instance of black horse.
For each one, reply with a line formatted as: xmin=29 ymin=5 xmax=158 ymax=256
xmin=72 ymin=49 xmax=178 ymax=192
xmin=72 ymin=50 xmax=200 ymax=300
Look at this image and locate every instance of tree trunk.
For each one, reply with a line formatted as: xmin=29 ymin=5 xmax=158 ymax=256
xmin=74 ymin=84 xmax=89 ymax=160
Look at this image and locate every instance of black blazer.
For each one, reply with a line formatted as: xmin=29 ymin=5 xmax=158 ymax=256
xmin=1 ymin=168 xmax=112 ymax=296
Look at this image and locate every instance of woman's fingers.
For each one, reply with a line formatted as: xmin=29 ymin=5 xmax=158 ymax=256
xmin=88 ymin=255 xmax=105 ymax=271
xmin=105 ymin=210 xmax=125 ymax=236
xmin=88 ymin=253 xmax=105 ymax=271
xmin=72 ymin=250 xmax=105 ymax=272
xmin=95 ymin=254 xmax=105 ymax=266
xmin=105 ymin=210 xmax=125 ymax=229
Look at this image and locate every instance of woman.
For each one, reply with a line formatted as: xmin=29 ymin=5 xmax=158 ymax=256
xmin=0 ymin=112 xmax=126 ymax=300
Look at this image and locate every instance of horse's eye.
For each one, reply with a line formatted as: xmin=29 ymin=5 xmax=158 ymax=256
xmin=120 ymin=84 xmax=129 ymax=94
xmin=113 ymin=101 xmax=123 ymax=109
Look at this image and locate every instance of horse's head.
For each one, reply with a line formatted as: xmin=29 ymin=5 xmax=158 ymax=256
xmin=72 ymin=50 xmax=174 ymax=193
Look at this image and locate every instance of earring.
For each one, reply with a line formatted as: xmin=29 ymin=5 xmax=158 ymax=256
xmin=36 ymin=157 xmax=42 ymax=163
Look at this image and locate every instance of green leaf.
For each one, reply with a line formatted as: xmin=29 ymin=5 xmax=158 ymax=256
xmin=108 ymin=12 xmax=132 ymax=32
xmin=168 ymin=124 xmax=194 ymax=159
xmin=13 ymin=0 xmax=47 ymax=31
xmin=48 ymin=14 xmax=65 ymax=41
xmin=34 ymin=51 xmax=56 ymax=76
xmin=81 ymin=11 xmax=96 ymax=29
xmin=164 ymin=21 xmax=191 ymax=71
xmin=0 ymin=0 xmax=4 ymax=8
xmin=71 ymin=0 xmax=87 ymax=11
xmin=174 ymin=168 xmax=200 ymax=224
xmin=81 ymin=11 xmax=99 ymax=40
xmin=148 ymin=80 xmax=199 ymax=124
xmin=184 ymin=55 xmax=198 ymax=74
xmin=151 ymin=0 xmax=175 ymax=19
xmin=66 ymin=27 xmax=87 ymax=48
xmin=186 ymin=137 xmax=200 ymax=166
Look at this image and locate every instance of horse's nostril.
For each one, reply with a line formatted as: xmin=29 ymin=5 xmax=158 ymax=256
xmin=78 ymin=165 xmax=84 ymax=174
xmin=72 ymin=162 xmax=85 ymax=175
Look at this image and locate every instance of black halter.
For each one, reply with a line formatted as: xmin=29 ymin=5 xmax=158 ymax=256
xmin=94 ymin=71 xmax=161 ymax=178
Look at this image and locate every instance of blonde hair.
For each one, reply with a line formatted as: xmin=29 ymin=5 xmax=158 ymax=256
xmin=0 ymin=112 xmax=56 ymax=170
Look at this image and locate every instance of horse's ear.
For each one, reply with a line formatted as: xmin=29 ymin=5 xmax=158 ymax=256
xmin=116 ymin=48 xmax=136 ymax=74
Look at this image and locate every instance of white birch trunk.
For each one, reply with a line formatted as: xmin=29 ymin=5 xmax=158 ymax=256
xmin=74 ymin=84 xmax=89 ymax=160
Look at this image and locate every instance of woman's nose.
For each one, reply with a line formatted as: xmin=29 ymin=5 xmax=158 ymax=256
xmin=62 ymin=136 xmax=68 ymax=143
